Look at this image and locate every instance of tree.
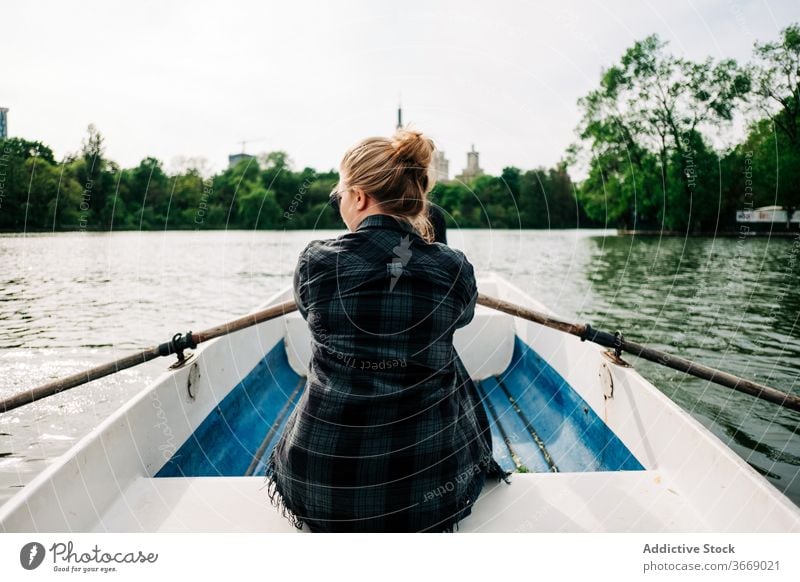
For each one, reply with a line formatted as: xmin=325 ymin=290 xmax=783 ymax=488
xmin=0 ymin=137 xmax=56 ymax=164
xmin=745 ymin=24 xmax=800 ymax=213
xmin=572 ymin=34 xmax=750 ymax=231
xmin=238 ymin=187 xmax=281 ymax=229
xmin=0 ymin=138 xmax=64 ymax=230
xmin=750 ymin=24 xmax=800 ymax=148
xmin=211 ymin=157 xmax=261 ymax=228
xmin=122 ymin=157 xmax=171 ymax=228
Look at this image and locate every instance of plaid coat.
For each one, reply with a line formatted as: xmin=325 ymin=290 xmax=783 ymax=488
xmin=264 ymin=213 xmax=512 ymax=532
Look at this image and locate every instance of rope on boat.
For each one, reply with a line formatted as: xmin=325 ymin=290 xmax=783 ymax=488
xmin=495 ymin=376 xmax=559 ymax=473
xmin=474 ymin=380 xmax=526 ymax=472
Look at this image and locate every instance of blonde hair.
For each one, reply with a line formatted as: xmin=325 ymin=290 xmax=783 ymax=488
xmin=340 ymin=127 xmax=437 ymax=242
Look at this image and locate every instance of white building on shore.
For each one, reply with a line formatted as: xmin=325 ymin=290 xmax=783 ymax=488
xmin=736 ymin=205 xmax=799 ymax=231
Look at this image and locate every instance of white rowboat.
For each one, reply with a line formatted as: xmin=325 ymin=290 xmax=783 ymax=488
xmin=1 ymin=273 xmax=799 ymax=532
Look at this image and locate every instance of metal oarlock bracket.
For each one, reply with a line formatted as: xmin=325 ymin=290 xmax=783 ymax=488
xmin=582 ymin=322 xmax=631 ymax=367
xmin=604 ymin=329 xmax=631 ymax=366
xmin=157 ymin=331 xmax=198 ymax=368
xmin=613 ymin=330 xmax=624 ymax=358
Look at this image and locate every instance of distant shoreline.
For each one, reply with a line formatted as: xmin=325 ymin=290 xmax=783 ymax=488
xmin=2 ymin=227 xmax=799 ymax=237
xmin=618 ymin=229 xmax=800 ymax=238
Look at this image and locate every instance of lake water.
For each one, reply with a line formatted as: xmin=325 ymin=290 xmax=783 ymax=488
xmin=1 ymin=229 xmax=798 ymax=510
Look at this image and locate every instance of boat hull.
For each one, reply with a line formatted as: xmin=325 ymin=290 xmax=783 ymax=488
xmin=1 ymin=273 xmax=798 ymax=532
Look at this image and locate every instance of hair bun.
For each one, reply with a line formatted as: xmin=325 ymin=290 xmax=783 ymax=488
xmin=391 ymin=128 xmax=435 ymax=169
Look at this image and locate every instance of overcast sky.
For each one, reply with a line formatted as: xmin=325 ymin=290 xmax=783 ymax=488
xmin=3 ymin=0 xmax=799 ymax=177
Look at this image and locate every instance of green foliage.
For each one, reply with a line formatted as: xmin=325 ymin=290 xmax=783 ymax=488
xmin=572 ymin=23 xmax=800 ymax=231
xmin=428 ymin=167 xmax=592 ymax=229
xmin=1 ymin=124 xmax=588 ymax=231
xmin=4 ymin=23 xmax=798 ymax=234
xmin=751 ymin=24 xmax=800 ymax=147
xmin=0 ymin=126 xmax=341 ymax=231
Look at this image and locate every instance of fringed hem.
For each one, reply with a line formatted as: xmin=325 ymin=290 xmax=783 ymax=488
xmin=485 ymin=455 xmax=514 ymax=485
xmin=435 ymin=452 xmax=513 ymax=533
xmin=262 ymin=446 xmax=512 ymax=534
xmin=263 ymin=447 xmax=307 ymax=531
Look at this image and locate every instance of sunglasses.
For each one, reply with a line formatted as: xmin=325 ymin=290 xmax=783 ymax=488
xmin=328 ymin=189 xmax=342 ymax=212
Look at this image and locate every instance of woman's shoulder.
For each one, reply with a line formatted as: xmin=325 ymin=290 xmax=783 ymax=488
xmin=296 ymin=234 xmax=366 ymax=275
xmin=415 ymin=243 xmax=476 ymax=300
xmin=426 ymin=242 xmax=473 ymax=271
xmin=294 ymin=238 xmax=334 ymax=278
xmin=297 ymin=233 xmax=475 ymax=285
xmin=298 ymin=236 xmax=339 ymax=259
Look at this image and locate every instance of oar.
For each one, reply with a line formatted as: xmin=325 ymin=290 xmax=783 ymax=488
xmin=0 ymin=300 xmax=297 ymax=413
xmin=4 ymin=293 xmax=797 ymax=415
xmin=477 ymin=294 xmax=800 ymax=414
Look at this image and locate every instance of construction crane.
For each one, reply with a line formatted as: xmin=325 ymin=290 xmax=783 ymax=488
xmin=228 ymin=137 xmax=266 ymax=169
xmin=237 ymin=137 xmax=265 ymax=154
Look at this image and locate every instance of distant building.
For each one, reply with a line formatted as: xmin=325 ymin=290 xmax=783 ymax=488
xmin=433 ymin=150 xmax=449 ymax=182
xmin=228 ymin=153 xmax=255 ymax=169
xmin=0 ymin=107 xmax=8 ymax=139
xmin=736 ymin=205 xmax=799 ymax=232
xmin=455 ymin=144 xmax=483 ymax=182
xmin=394 ymin=103 xmax=450 ymax=182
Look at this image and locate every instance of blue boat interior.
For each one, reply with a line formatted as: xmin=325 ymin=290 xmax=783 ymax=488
xmin=156 ymin=336 xmax=644 ymax=478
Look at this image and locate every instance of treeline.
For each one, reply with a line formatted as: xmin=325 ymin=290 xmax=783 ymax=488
xmin=0 ymin=128 xmax=591 ymax=231
xmin=432 ymin=165 xmax=595 ymax=228
xmin=570 ymin=24 xmax=800 ymax=232
xmin=0 ymin=131 xmax=343 ymax=231
xmin=1 ymin=24 xmax=797 ymax=233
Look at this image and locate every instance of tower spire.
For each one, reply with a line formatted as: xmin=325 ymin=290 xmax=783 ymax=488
xmin=396 ymin=93 xmax=403 ymax=130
